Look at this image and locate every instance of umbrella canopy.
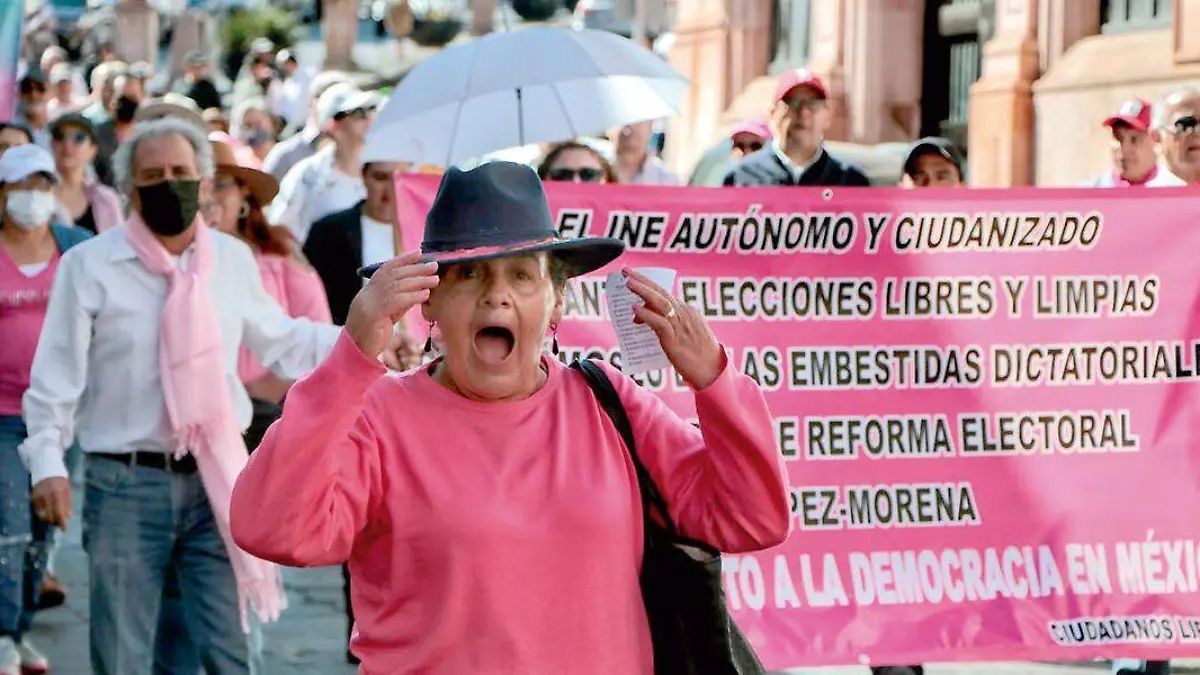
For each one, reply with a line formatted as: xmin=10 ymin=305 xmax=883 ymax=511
xmin=363 ymin=26 xmax=689 ymax=167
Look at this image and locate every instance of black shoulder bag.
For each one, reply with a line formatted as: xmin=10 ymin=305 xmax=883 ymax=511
xmin=571 ymin=359 xmax=766 ymax=675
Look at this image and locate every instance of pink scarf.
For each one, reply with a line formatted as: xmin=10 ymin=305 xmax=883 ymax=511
xmin=124 ymin=212 xmax=287 ymax=631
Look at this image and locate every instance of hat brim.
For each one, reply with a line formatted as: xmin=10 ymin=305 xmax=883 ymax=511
xmin=1103 ymin=115 xmax=1148 ymax=132
xmin=358 ymin=237 xmax=625 ymax=280
xmin=224 ymin=164 xmax=279 ymax=206
xmin=903 ymin=142 xmax=958 ymax=177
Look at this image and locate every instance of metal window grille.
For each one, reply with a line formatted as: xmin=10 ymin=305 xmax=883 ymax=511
xmin=1101 ymin=0 xmax=1172 ymax=34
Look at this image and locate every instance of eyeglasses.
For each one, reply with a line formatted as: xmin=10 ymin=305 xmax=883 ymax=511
xmin=782 ymin=97 xmax=826 ymax=113
xmin=546 ymin=167 xmax=605 ymax=183
xmin=733 ymin=141 xmax=763 ymax=154
xmin=52 ymin=130 xmax=89 ymax=144
xmin=1170 ymin=115 xmax=1199 ymax=135
xmin=334 ymin=108 xmax=372 ymax=121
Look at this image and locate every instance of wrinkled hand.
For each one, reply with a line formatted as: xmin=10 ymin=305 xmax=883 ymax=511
xmin=625 ymin=268 xmax=724 ymax=390
xmin=31 ymin=477 xmax=72 ymax=531
xmin=380 ymin=323 xmax=424 ymax=371
xmin=346 ymin=252 xmax=439 ymax=361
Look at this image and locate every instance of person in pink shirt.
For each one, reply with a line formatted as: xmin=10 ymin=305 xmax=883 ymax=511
xmin=207 ymin=136 xmax=332 ymax=448
xmin=231 ymin=161 xmax=792 ymax=674
xmin=0 ymin=144 xmax=91 ymax=675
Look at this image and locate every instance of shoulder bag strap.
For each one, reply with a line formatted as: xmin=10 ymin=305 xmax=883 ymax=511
xmin=571 ymin=359 xmax=677 ymax=536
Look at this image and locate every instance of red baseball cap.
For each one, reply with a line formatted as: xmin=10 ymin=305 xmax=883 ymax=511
xmin=774 ymin=68 xmax=828 ymax=102
xmin=1103 ymin=98 xmax=1152 ymax=132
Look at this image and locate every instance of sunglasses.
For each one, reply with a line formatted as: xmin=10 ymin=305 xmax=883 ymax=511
xmin=547 ymin=167 xmax=605 ymax=183
xmin=734 ymin=141 xmax=763 ymax=154
xmin=334 ymin=108 xmax=372 ymax=121
xmin=52 ymin=130 xmax=89 ymax=144
xmin=1171 ymin=115 xmax=1199 ymax=135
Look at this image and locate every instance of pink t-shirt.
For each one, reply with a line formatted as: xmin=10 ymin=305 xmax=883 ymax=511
xmin=231 ymin=332 xmax=792 ymax=674
xmin=236 ymin=251 xmax=332 ymax=383
xmin=0 ymin=250 xmax=60 ymax=415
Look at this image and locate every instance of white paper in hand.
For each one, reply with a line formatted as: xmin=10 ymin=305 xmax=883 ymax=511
xmin=605 ymin=267 xmax=678 ymax=376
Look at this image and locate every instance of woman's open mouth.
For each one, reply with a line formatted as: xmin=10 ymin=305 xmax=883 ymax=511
xmin=473 ymin=325 xmax=516 ymax=364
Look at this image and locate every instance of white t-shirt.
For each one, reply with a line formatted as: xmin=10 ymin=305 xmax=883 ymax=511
xmin=360 ymin=213 xmax=397 ymax=274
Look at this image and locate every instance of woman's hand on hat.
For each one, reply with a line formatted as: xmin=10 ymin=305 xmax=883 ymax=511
xmin=346 ymin=252 xmax=439 ymax=362
xmin=625 ymin=268 xmax=723 ymax=391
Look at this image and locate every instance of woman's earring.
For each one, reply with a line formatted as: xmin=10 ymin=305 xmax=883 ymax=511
xmin=423 ymin=320 xmax=434 ymax=353
xmin=550 ymin=323 xmax=560 ymax=355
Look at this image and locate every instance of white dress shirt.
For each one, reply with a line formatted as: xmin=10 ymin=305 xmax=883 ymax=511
xmin=19 ymin=227 xmax=342 ymax=485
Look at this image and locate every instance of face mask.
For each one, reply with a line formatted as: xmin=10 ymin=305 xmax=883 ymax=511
xmin=242 ymin=128 xmax=272 ymax=147
xmin=136 ymin=180 xmax=201 ymax=236
xmin=5 ymin=190 xmax=57 ymax=230
xmin=114 ymin=96 xmax=139 ymax=123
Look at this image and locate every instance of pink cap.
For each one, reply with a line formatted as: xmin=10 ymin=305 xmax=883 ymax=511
xmin=774 ymin=69 xmax=828 ymax=102
xmin=1103 ymin=98 xmax=1152 ymax=132
xmin=730 ymin=118 xmax=773 ymax=141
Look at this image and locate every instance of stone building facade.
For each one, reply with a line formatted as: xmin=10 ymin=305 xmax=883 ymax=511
xmin=666 ymin=0 xmax=1200 ymax=186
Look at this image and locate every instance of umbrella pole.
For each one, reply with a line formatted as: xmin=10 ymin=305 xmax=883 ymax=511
xmin=516 ymin=86 xmax=524 ymax=146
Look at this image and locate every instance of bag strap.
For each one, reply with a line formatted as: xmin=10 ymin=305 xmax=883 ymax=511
xmin=571 ymin=359 xmax=677 ymax=537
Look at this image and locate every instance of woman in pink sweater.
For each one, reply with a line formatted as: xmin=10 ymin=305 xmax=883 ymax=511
xmin=231 ymin=162 xmax=791 ymax=674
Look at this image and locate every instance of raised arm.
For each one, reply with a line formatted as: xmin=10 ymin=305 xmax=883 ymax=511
xmin=231 ymin=332 xmax=385 ymax=567
xmin=602 ymin=358 xmax=791 ymax=553
xmin=614 ymin=268 xmax=792 ymax=552
xmin=232 ymin=251 xmax=440 ymax=566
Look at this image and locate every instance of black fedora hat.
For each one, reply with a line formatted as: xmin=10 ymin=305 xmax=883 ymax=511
xmin=358 ymin=161 xmax=624 ymax=279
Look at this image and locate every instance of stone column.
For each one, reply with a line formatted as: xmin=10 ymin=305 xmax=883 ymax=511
xmin=841 ymin=0 xmax=923 ymax=144
xmin=1174 ymin=0 xmax=1200 ymax=64
xmin=805 ymin=0 xmax=848 ymax=141
xmin=663 ymin=0 xmax=731 ymax=175
xmin=114 ymin=0 xmax=160 ymax=67
xmin=967 ymin=0 xmax=1040 ymax=187
xmin=1036 ymin=0 xmax=1099 ymax=72
xmin=471 ymin=0 xmax=496 ymax=36
xmin=322 ymin=0 xmax=359 ymax=71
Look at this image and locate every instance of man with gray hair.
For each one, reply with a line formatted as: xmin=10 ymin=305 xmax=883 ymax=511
xmin=262 ymin=70 xmax=352 ymax=180
xmin=18 ymin=117 xmax=341 ymax=674
xmin=1152 ymin=85 xmax=1200 ymax=186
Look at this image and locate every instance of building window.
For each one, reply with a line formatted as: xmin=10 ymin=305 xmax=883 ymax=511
xmin=769 ymin=0 xmax=813 ymax=75
xmin=1101 ymin=0 xmax=1172 ymax=34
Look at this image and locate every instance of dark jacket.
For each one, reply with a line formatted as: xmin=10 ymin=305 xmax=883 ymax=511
xmin=92 ymin=120 xmax=119 ymax=188
xmin=303 ymin=201 xmax=364 ymax=326
xmin=723 ymin=146 xmax=870 ymax=187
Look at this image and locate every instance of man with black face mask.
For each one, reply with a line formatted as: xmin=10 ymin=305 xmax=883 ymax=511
xmin=90 ymin=74 xmax=142 ymax=188
xmin=18 ymin=117 xmax=342 ymax=674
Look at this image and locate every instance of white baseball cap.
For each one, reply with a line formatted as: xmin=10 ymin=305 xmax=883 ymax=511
xmin=317 ymin=85 xmax=382 ymax=129
xmin=0 ymin=145 xmax=60 ymax=185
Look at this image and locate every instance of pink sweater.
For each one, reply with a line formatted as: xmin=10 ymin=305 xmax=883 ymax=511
xmin=236 ymin=252 xmax=332 ymax=383
xmin=231 ymin=332 xmax=791 ymax=674
xmin=0 ymin=251 xmax=59 ymax=415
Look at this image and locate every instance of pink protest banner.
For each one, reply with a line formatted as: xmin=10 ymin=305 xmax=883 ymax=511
xmin=396 ymin=174 xmax=1200 ymax=668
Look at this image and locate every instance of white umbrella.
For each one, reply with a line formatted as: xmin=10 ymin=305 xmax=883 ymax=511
xmin=362 ymin=26 xmax=689 ymax=167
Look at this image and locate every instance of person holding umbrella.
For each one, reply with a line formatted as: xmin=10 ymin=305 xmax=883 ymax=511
xmin=230 ymin=161 xmax=792 ymax=672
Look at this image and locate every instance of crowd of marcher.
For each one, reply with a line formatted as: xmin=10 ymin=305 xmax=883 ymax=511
xmin=1 ymin=12 xmax=1199 ymax=675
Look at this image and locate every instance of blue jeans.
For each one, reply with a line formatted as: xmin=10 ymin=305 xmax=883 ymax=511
xmin=83 ymin=454 xmax=262 ymax=675
xmin=0 ymin=415 xmax=53 ymax=640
